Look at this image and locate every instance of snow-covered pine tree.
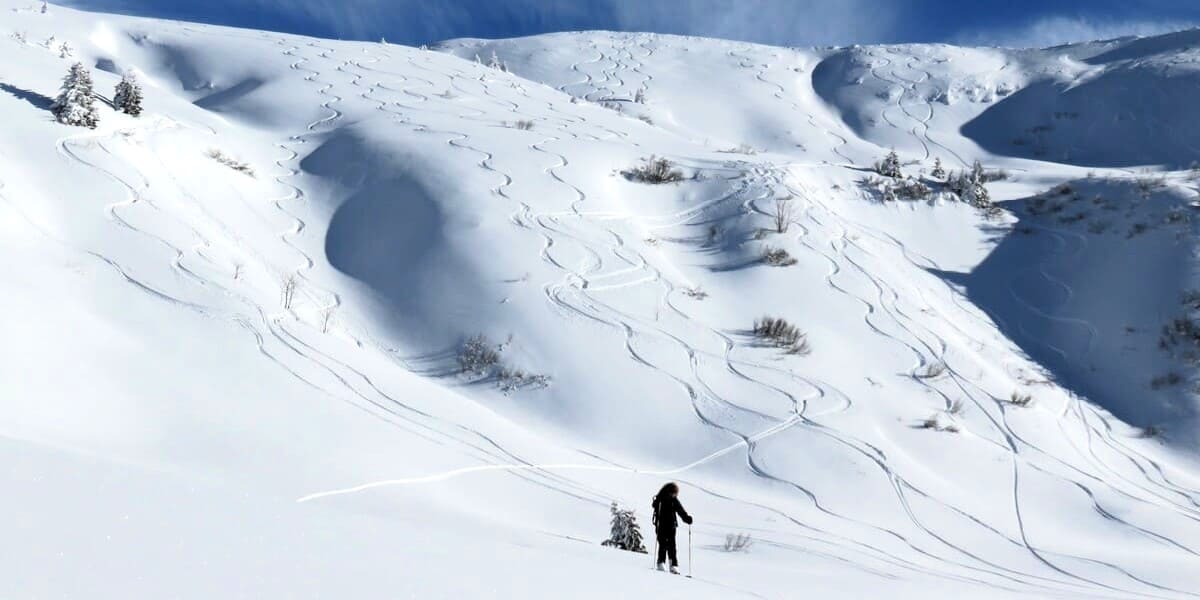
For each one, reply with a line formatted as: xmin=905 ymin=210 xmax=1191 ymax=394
xmin=876 ymin=150 xmax=902 ymax=178
xmin=52 ymin=62 xmax=99 ymax=128
xmin=113 ymin=72 xmax=143 ymax=116
xmin=970 ymin=159 xmax=986 ymax=183
xmin=962 ymin=178 xmax=991 ymax=208
xmin=600 ymin=502 xmax=648 ymax=553
xmin=931 ymin=156 xmax=946 ymax=179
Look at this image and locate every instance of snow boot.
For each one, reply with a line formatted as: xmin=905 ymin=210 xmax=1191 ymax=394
xmin=670 ymin=565 xmax=681 ymax=575
xmin=656 ymin=563 xmax=665 ymax=572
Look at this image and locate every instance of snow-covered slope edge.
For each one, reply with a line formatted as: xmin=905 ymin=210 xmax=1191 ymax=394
xmin=4 ymin=4 xmax=1200 ymax=598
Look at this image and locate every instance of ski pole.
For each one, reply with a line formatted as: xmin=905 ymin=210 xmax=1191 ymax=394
xmin=652 ymin=537 xmax=657 ymax=568
xmin=688 ymin=524 xmax=693 ymax=578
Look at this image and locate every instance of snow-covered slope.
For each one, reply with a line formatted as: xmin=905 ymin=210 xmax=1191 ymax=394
xmin=5 ymin=4 xmax=1200 ymax=598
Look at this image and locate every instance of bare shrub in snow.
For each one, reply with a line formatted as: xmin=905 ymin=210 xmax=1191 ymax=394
xmin=683 ymin=286 xmax=708 ymax=300
xmin=623 ymin=156 xmax=684 ymax=184
xmin=52 ymin=62 xmax=98 ymax=128
xmin=601 ymin=502 xmax=647 ymax=553
xmin=875 ymin=150 xmax=902 ymax=178
xmin=772 ymin=197 xmax=794 ymax=233
xmin=722 ymin=533 xmax=753 ymax=552
xmin=919 ymin=400 xmax=964 ymax=432
xmin=1165 ymin=207 xmax=1189 ymax=225
xmin=458 ymin=334 xmax=549 ymax=393
xmin=761 ymin=246 xmax=797 ymax=267
xmin=881 ymin=185 xmax=898 ymax=203
xmin=918 ymin=414 xmax=960 ymax=433
xmin=206 ymin=149 xmax=255 ymax=177
xmin=280 ymin=274 xmax=298 ymax=309
xmin=893 ymin=177 xmax=931 ymax=201
xmin=320 ymin=306 xmax=335 ymax=333
xmin=1161 ymin=316 xmax=1200 ymax=364
xmin=458 ymin=335 xmax=502 ymax=377
xmin=509 ymin=119 xmax=534 ymax=130
xmin=1007 ymin=391 xmax=1033 ymax=407
xmin=753 ymin=316 xmax=811 ymax=355
xmin=11 ymin=31 xmax=27 ymax=43
xmin=1136 ymin=174 xmax=1166 ymax=199
xmin=497 ymin=368 xmax=551 ymax=394
xmin=1136 ymin=425 xmax=1163 ymax=439
xmin=634 ymin=88 xmax=646 ymax=104
xmin=1151 ymin=372 xmax=1183 ymax=390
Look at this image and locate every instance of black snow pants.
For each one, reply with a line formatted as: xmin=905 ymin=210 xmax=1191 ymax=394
xmin=656 ymin=528 xmax=678 ymax=566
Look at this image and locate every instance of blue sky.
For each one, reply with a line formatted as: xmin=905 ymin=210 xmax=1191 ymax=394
xmin=62 ymin=0 xmax=1200 ymax=48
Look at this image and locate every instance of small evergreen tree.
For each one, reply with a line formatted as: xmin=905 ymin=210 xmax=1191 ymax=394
xmin=600 ymin=502 xmax=647 ymax=553
xmin=970 ymin=159 xmax=986 ymax=184
xmin=52 ymin=62 xmax=99 ymax=128
xmin=962 ymin=178 xmax=991 ymax=208
xmin=876 ymin=150 xmax=902 ymax=178
xmin=113 ymin=72 xmax=143 ymax=116
xmin=931 ymin=157 xmax=946 ymax=179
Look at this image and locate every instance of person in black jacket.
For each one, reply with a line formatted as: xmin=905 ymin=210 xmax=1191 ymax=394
xmin=652 ymin=482 xmax=693 ymax=573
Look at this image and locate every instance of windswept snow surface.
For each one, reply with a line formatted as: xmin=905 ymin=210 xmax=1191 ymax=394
xmin=5 ymin=4 xmax=1200 ymax=598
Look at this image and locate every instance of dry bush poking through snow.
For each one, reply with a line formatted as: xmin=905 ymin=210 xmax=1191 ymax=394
xmin=623 ymin=155 xmax=684 ymax=184
xmin=206 ymin=149 xmax=255 ymax=177
xmin=722 ymin=533 xmax=753 ymax=552
xmin=893 ymin=177 xmax=932 ymax=201
xmin=458 ymin=335 xmax=502 ymax=377
xmin=762 ymin=246 xmax=797 ymax=267
xmin=918 ymin=414 xmax=960 ymax=433
xmin=919 ymin=400 xmax=964 ymax=432
xmin=497 ymin=368 xmax=551 ymax=394
xmin=1007 ymin=391 xmax=1033 ymax=407
xmin=773 ymin=197 xmax=794 ymax=233
xmin=1151 ymin=372 xmax=1183 ymax=390
xmin=458 ymin=334 xmax=550 ymax=394
xmin=753 ymin=316 xmax=811 ymax=355
xmin=510 ymin=119 xmax=534 ymax=130
xmin=280 ymin=274 xmax=298 ymax=309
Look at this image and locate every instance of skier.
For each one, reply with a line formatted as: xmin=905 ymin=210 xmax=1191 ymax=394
xmin=651 ymin=482 xmax=693 ymax=574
